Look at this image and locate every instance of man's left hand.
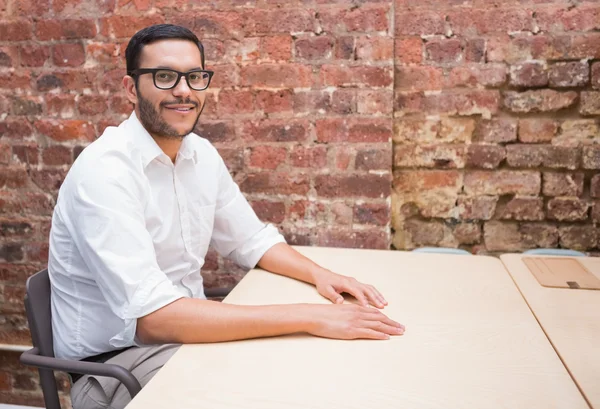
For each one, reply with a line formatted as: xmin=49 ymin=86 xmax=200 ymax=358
xmin=313 ymin=269 xmax=388 ymax=309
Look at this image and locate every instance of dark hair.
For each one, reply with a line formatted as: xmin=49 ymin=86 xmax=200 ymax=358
xmin=125 ymin=24 xmax=205 ymax=76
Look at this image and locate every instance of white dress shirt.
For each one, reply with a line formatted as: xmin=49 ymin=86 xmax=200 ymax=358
xmin=48 ymin=112 xmax=285 ymax=360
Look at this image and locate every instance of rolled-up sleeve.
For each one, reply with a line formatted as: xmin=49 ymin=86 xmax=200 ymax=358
xmin=64 ymin=165 xmax=184 ymax=347
xmin=210 ymin=157 xmax=286 ymax=270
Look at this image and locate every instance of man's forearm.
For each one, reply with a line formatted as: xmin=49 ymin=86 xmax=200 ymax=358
xmin=136 ymin=298 xmax=311 ymax=344
xmin=256 ymin=243 xmax=328 ymax=285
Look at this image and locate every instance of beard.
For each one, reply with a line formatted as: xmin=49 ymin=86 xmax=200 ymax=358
xmin=137 ymin=91 xmax=202 ymax=140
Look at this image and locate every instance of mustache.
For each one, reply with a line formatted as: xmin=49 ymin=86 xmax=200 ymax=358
xmin=161 ymin=99 xmax=199 ymax=108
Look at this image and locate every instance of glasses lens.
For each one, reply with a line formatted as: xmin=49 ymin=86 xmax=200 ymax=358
xmin=187 ymin=71 xmax=210 ymax=90
xmin=154 ymin=70 xmax=178 ymax=89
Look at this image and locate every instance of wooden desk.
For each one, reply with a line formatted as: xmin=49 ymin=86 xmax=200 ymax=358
xmin=126 ymin=247 xmax=588 ymax=409
xmin=501 ymin=254 xmax=600 ymax=408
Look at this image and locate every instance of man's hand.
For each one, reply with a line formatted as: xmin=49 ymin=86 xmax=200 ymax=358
xmin=302 ymin=303 xmax=405 ymax=340
xmin=313 ymin=269 xmax=388 ymax=309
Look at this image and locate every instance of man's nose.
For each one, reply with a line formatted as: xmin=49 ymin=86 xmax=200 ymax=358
xmin=172 ymin=76 xmax=192 ymax=97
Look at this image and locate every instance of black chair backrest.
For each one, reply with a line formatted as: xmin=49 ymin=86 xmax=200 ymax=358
xmin=25 ymin=268 xmax=55 ymax=357
xmin=25 ymin=268 xmax=61 ymax=409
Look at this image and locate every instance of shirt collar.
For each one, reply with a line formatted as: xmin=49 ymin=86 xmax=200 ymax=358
xmin=125 ymin=111 xmax=198 ymax=167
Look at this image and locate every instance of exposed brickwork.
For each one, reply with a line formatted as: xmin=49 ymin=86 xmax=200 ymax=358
xmin=1 ymin=1 xmax=600 ymax=406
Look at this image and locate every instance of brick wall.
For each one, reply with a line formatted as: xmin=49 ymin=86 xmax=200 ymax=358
xmin=0 ymin=0 xmax=599 ymax=406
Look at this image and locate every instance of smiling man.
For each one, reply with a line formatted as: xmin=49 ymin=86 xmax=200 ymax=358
xmin=48 ymin=24 xmax=404 ymax=409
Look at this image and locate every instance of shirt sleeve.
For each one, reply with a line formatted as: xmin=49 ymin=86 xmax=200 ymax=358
xmin=209 ymin=156 xmax=286 ymax=270
xmin=62 ymin=162 xmax=184 ymax=348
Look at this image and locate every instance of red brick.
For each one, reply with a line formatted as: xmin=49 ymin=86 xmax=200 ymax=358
xmin=12 ymin=145 xmax=38 ymax=165
xmin=253 ymin=9 xmax=314 ymax=34
xmin=465 ymin=38 xmax=486 ymax=63
xmin=464 ymin=171 xmax=540 ymax=195
xmin=34 ymin=120 xmax=96 ymax=142
xmin=457 ymin=196 xmax=498 ymax=220
xmin=85 ymin=42 xmax=122 ymax=66
xmin=109 ymin=95 xmax=132 ymax=116
xmin=556 ymin=120 xmax=599 ymax=147
xmin=78 ymin=95 xmax=108 ymax=116
xmin=549 ymin=61 xmax=589 ymax=88
xmin=536 ymin=4 xmax=600 ymax=33
xmin=543 ymin=173 xmax=584 ymax=197
xmin=331 ymin=89 xmax=356 ymax=114
xmin=319 ymin=5 xmax=389 ymax=33
xmin=506 ymin=145 xmax=545 ymax=168
xmin=248 ymin=146 xmax=287 ymax=170
xmin=217 ymin=90 xmax=254 ymax=116
xmin=425 ymin=39 xmax=463 ymax=64
xmin=10 ymin=96 xmax=43 ymax=116
xmin=484 ymin=222 xmax=526 ymax=252
xmin=321 ymin=65 xmax=392 ymax=88
xmin=593 ymin=62 xmax=600 ymax=90
xmin=591 ymin=175 xmax=600 ymax=199
xmin=42 ymin=146 xmax=72 ymax=166
xmin=0 ymin=219 xmax=34 ymax=238
xmin=241 ymin=64 xmax=311 ymax=88
xmin=520 ymin=223 xmax=559 ymax=249
xmin=395 ymin=10 xmax=445 ymax=36
xmin=335 ymin=36 xmax=354 ymax=60
xmin=217 ymin=148 xmax=243 ymax=174
xmin=395 ymin=144 xmax=466 ymax=169
xmin=116 ymin=0 xmax=151 ymax=11
xmin=403 ymin=220 xmax=446 ymax=248
xmin=356 ymin=90 xmax=392 ymax=115
xmin=261 ymin=35 xmax=292 ymax=61
xmin=593 ymin=202 xmax=600 ymax=223
xmin=393 ymin=170 xmax=462 ymax=193
xmin=194 ymin=121 xmax=235 ymax=143
xmin=12 ymin=0 xmax=50 ymax=16
xmin=395 ymin=36 xmax=423 ymax=64
xmin=559 ymin=225 xmax=597 ymax=251
xmin=36 ymin=19 xmax=96 ymax=40
xmin=315 ymin=228 xmax=388 ymax=250
xmin=294 ymin=36 xmax=334 ymax=60
xmin=395 ymin=66 xmax=443 ymax=91
xmin=448 ymin=8 xmax=533 ymax=35
xmin=315 ymin=119 xmax=347 ymax=143
xmin=0 ymin=20 xmax=32 ymax=40
xmin=46 ymin=94 xmax=77 ymax=118
xmin=292 ymin=91 xmax=331 ymax=114
xmin=52 ymin=43 xmax=85 ymax=67
xmin=19 ymin=45 xmax=50 ymax=67
xmin=349 ymin=119 xmax=391 ymax=143
xmin=0 ymin=244 xmax=24 ymax=262
xmin=583 ymin=146 xmax=600 ymax=169
xmin=30 ymin=169 xmax=66 ymax=192
xmin=474 ymin=119 xmax=517 ymax=143
xmin=466 ymin=145 xmax=506 ymax=169
xmin=447 ymin=64 xmax=507 ymax=88
xmin=240 ymin=172 xmax=310 ymax=195
xmin=250 ymin=200 xmax=286 ymax=224
xmin=0 ymin=144 xmax=9 ymax=165
xmin=0 ymin=72 xmax=31 ymax=90
xmin=566 ymin=33 xmax=600 ymax=59
xmin=36 ymin=69 xmax=97 ymax=91
xmin=0 ymin=168 xmax=28 ymax=189
xmin=509 ymin=61 xmax=548 ymax=87
xmin=543 ymin=146 xmax=580 ymax=170
xmin=0 ymin=46 xmax=17 ymax=67
xmin=243 ymin=119 xmax=308 ymax=143
xmin=290 ymin=146 xmax=327 ymax=169
xmin=580 ymin=92 xmax=600 ymax=116
xmin=420 ymin=90 xmax=501 ymax=116
xmin=547 ymin=198 xmax=590 ymax=221
xmin=0 ymin=120 xmax=34 ymax=140
xmin=356 ymin=148 xmax=392 ymax=171
xmin=315 ymin=174 xmax=391 ymax=198
xmin=192 ymin=11 xmax=248 ymax=38
xmin=0 ymin=191 xmax=22 ymax=214
xmin=518 ymin=119 xmax=557 ymax=143
xmin=355 ymin=36 xmax=393 ymax=61
xmin=503 ymin=90 xmax=577 ymax=113
xmin=25 ymin=241 xmax=49 ymax=263
xmin=487 ymin=34 xmax=569 ymax=64
xmin=255 ymin=90 xmax=292 ymax=114
xmin=453 ymin=223 xmax=481 ymax=245
xmin=353 ymin=203 xmax=389 ymax=226
xmin=330 ymin=202 xmax=353 ymax=225
xmin=499 ymin=196 xmax=544 ymax=221
xmin=54 ymin=0 xmax=115 ymax=14
xmin=334 ymin=147 xmax=353 ymax=170
xmin=100 ymin=15 xmax=165 ymax=38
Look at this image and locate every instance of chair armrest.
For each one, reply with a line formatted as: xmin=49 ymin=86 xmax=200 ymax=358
xmin=204 ymin=287 xmax=232 ymax=298
xmin=20 ymin=347 xmax=142 ymax=399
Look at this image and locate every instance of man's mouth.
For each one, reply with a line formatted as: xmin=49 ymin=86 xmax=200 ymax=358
xmin=163 ymin=104 xmax=197 ymax=113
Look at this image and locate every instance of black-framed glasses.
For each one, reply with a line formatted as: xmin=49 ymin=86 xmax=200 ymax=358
xmin=129 ymin=68 xmax=214 ymax=91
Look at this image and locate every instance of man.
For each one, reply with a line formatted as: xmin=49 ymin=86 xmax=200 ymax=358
xmin=48 ymin=24 xmax=404 ymax=409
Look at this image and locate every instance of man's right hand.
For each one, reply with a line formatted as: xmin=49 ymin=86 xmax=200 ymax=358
xmin=301 ymin=304 xmax=405 ymax=340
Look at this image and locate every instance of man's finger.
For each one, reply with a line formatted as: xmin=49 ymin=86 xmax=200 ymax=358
xmin=323 ymin=285 xmax=343 ymax=304
xmin=354 ymin=328 xmax=390 ymax=340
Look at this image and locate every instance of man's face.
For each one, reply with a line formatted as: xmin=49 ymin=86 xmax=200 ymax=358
xmin=131 ymin=39 xmax=207 ymax=140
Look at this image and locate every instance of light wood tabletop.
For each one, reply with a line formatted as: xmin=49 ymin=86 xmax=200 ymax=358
xmin=126 ymin=247 xmax=588 ymax=409
xmin=501 ymin=253 xmax=600 ymax=409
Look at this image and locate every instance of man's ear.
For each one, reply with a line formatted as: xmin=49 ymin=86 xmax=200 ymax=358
xmin=123 ymin=75 xmax=138 ymax=105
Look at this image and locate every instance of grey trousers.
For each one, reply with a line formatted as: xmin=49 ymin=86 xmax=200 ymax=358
xmin=70 ymin=344 xmax=180 ymax=409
